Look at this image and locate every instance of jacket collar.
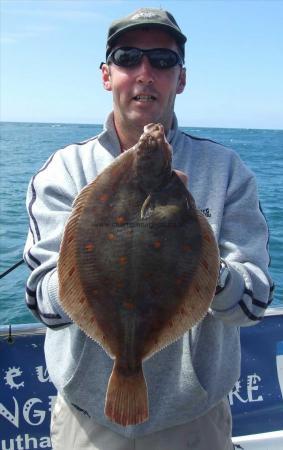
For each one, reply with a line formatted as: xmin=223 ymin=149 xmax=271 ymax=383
xmin=100 ymin=111 xmax=180 ymax=155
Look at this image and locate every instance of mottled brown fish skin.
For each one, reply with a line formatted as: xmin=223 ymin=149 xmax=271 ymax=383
xmin=58 ymin=123 xmax=219 ymax=426
xmin=76 ymin=124 xmax=201 ymax=363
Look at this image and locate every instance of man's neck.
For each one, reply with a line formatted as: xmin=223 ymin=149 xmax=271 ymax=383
xmin=113 ymin=119 xmax=172 ymax=152
xmin=113 ymin=121 xmax=143 ymax=152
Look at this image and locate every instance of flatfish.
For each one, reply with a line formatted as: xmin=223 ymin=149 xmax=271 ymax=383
xmin=58 ymin=123 xmax=219 ymax=426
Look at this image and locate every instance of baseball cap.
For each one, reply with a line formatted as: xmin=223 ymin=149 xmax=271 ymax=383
xmin=106 ymin=8 xmax=187 ymax=61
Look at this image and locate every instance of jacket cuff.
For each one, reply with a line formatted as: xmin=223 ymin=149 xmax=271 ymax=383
xmin=210 ymin=262 xmax=245 ymax=312
xmin=47 ymin=269 xmax=73 ymax=322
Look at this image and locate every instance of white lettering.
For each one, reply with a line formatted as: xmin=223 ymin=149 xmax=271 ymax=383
xmin=1 ymin=438 xmax=14 ymax=450
xmin=15 ymin=435 xmax=24 ymax=450
xmin=0 ymin=396 xmax=19 ymax=427
xmin=229 ymin=373 xmax=264 ymax=405
xmin=0 ymin=396 xmax=52 ymax=429
xmin=247 ymin=373 xmax=263 ymax=402
xmin=4 ymin=367 xmax=24 ymax=390
xmin=228 ymin=380 xmax=248 ymax=405
xmin=24 ymin=433 xmax=38 ymax=449
xmin=48 ymin=395 xmax=57 ymax=413
xmin=23 ymin=398 xmax=46 ymax=426
xmin=1 ymin=435 xmax=51 ymax=450
xmin=35 ymin=366 xmax=50 ymax=383
xmin=39 ymin=436 xmax=51 ymax=448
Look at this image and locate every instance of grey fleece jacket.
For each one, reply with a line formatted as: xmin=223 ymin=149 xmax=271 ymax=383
xmin=24 ymin=113 xmax=273 ymax=437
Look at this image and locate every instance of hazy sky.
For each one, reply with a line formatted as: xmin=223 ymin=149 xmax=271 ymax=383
xmin=1 ymin=0 xmax=283 ymax=129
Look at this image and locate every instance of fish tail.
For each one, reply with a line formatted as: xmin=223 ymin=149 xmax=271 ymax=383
xmin=105 ymin=361 xmax=148 ymax=426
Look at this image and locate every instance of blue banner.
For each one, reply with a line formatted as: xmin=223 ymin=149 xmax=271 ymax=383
xmin=1 ymin=312 xmax=283 ymax=448
xmin=230 ymin=313 xmax=283 ymax=436
xmin=0 ymin=332 xmax=56 ymax=449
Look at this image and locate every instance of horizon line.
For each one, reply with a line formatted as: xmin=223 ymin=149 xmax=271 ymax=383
xmin=1 ymin=120 xmax=282 ymax=132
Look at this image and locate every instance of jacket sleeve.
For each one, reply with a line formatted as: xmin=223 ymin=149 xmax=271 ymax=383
xmin=210 ymin=153 xmax=274 ymax=326
xmin=24 ymin=150 xmax=80 ymax=328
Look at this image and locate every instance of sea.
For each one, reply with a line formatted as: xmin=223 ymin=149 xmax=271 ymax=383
xmin=0 ymin=122 xmax=282 ymax=325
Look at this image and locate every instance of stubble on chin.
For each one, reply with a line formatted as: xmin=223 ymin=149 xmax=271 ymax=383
xmin=114 ymin=99 xmax=174 ymax=148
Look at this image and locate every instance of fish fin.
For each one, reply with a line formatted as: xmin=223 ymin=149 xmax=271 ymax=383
xmin=105 ymin=361 xmax=148 ymax=426
xmin=141 ymin=190 xmax=189 ymax=223
xmin=142 ymin=209 xmax=219 ymax=360
xmin=140 ymin=194 xmax=154 ymax=219
xmin=58 ymin=196 xmax=115 ymax=357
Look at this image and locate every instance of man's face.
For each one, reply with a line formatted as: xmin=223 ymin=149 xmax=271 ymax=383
xmin=102 ymin=28 xmax=186 ymax=137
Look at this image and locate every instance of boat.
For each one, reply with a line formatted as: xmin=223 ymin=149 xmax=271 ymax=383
xmin=1 ymin=308 xmax=283 ymax=449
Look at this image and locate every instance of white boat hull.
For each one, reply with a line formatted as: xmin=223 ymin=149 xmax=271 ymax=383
xmin=233 ymin=430 xmax=283 ymax=449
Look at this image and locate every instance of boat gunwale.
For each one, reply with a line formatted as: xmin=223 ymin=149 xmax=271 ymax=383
xmin=1 ymin=306 xmax=282 ymax=337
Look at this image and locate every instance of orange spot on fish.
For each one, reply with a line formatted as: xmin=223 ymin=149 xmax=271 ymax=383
xmin=204 ymin=234 xmax=211 ymax=243
xmin=123 ymin=301 xmax=135 ymax=310
xmin=144 ymin=272 xmax=152 ymax=279
xmin=68 ymin=267 xmax=75 ymax=277
xmin=90 ymin=316 xmax=96 ymax=323
xmin=153 ymin=240 xmax=161 ymax=249
xmin=99 ymin=193 xmax=109 ymax=202
xmin=92 ymin=289 xmax=99 ymax=296
xmin=119 ymin=256 xmax=127 ymax=265
xmin=116 ymin=281 xmax=124 ymax=289
xmin=152 ymin=286 xmax=160 ymax=295
xmin=176 ymin=273 xmax=187 ymax=285
xmin=182 ymin=244 xmax=192 ymax=252
xmin=84 ymin=242 xmax=94 ymax=252
xmin=180 ymin=307 xmax=185 ymax=315
xmin=108 ymin=233 xmax=116 ymax=241
xmin=79 ymin=297 xmax=85 ymax=304
xmin=202 ymin=260 xmax=209 ymax=270
xmin=116 ymin=216 xmax=126 ymax=225
xmin=68 ymin=235 xmax=74 ymax=244
xmin=169 ymin=320 xmax=173 ymax=328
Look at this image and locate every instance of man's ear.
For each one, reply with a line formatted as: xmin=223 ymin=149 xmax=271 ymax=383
xmin=177 ymin=67 xmax=186 ymax=94
xmin=101 ymin=64 xmax=112 ymax=91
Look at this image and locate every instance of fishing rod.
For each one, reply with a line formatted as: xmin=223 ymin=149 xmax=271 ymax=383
xmin=0 ymin=258 xmax=25 ymax=279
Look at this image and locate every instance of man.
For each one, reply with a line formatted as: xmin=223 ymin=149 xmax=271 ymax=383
xmin=24 ymin=8 xmax=273 ymax=450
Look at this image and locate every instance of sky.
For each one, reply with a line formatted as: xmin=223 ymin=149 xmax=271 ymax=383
xmin=1 ymin=0 xmax=283 ymax=129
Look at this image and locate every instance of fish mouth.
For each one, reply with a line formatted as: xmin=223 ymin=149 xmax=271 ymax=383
xmin=133 ymin=94 xmax=157 ymax=102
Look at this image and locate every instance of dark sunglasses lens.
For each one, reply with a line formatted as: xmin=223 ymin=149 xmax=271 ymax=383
xmin=149 ymin=49 xmax=179 ymax=68
xmin=110 ymin=48 xmax=181 ymax=69
xmin=112 ymin=48 xmax=141 ymax=67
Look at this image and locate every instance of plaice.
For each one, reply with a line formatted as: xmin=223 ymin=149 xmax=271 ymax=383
xmin=58 ymin=123 xmax=219 ymax=427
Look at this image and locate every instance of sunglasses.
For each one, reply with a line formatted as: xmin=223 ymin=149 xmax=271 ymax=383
xmin=106 ymin=47 xmax=183 ymax=69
